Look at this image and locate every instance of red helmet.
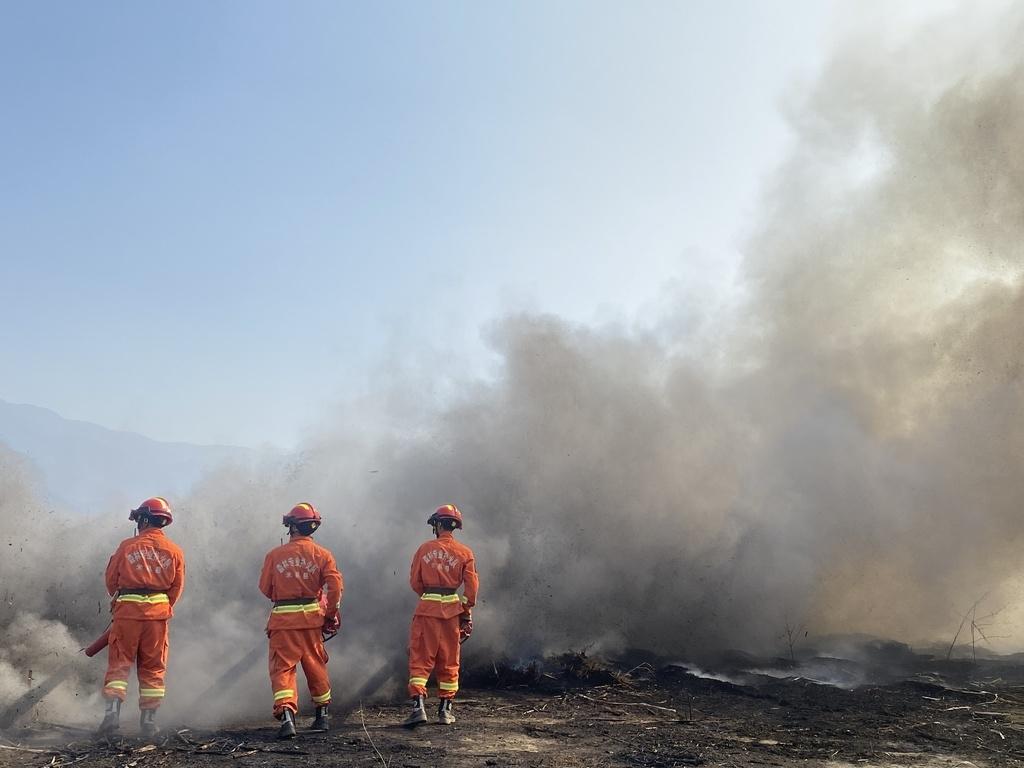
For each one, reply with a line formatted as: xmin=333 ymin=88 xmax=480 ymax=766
xmin=129 ymin=497 xmax=173 ymax=526
xmin=428 ymin=503 xmax=463 ymax=529
xmin=283 ymin=502 xmax=322 ymax=527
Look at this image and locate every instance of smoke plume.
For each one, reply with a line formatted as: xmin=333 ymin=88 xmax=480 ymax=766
xmin=3 ymin=1 xmax=1024 ymax=725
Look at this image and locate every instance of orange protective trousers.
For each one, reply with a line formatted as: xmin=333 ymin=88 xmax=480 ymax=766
xmin=269 ymin=628 xmax=331 ymax=717
xmin=407 ymin=615 xmax=461 ymax=698
xmin=102 ymin=619 xmax=169 ymax=710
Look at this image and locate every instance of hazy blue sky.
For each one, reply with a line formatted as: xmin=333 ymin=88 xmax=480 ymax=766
xmin=0 ymin=2 xmax=944 ymax=448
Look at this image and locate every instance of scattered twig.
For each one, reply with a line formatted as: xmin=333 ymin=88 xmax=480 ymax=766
xmin=948 ymin=595 xmax=986 ymax=660
xmin=625 ymin=662 xmax=655 ymax=678
xmin=0 ymin=743 xmax=53 ymax=754
xmin=359 ymin=702 xmax=390 ymax=768
xmin=49 ymin=757 xmax=89 ymax=768
xmin=781 ymin=617 xmax=806 ymax=664
xmin=931 ymin=686 xmax=993 ymax=697
xmin=176 ymin=730 xmax=195 ymax=746
xmin=576 ymin=693 xmax=678 ymax=715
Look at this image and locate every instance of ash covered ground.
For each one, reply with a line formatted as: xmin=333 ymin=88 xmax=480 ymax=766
xmin=6 ymin=645 xmax=1024 ymax=768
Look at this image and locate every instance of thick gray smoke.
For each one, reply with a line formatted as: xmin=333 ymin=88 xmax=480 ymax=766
xmin=4 ymin=1 xmax=1024 ymax=726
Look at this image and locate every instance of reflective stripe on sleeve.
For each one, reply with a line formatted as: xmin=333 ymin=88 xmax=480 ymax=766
xmin=274 ymin=689 xmax=295 ymax=700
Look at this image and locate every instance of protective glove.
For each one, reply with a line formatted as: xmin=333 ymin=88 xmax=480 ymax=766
xmin=459 ymin=612 xmax=473 ymax=644
xmin=322 ymin=614 xmax=341 ymax=639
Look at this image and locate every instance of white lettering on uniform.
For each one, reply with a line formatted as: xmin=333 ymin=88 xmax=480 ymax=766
xmin=274 ymin=554 xmax=321 ymax=585
xmin=421 ymin=548 xmax=460 ymax=573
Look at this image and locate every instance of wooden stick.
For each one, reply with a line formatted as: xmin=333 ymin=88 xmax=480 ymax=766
xmin=359 ymin=704 xmax=390 ymax=768
xmin=576 ymin=693 xmax=678 ymax=715
xmin=0 ymin=743 xmax=52 ymax=754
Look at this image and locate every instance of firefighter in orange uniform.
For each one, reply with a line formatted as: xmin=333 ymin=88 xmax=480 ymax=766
xmin=99 ymin=497 xmax=185 ymax=738
xmin=259 ymin=503 xmax=343 ymax=739
xmin=403 ymin=504 xmax=479 ymax=727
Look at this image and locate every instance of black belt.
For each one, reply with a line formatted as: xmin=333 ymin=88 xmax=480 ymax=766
xmin=119 ymin=588 xmax=165 ymax=596
xmin=422 ymin=587 xmax=457 ymax=596
xmin=274 ymin=597 xmax=318 ymax=606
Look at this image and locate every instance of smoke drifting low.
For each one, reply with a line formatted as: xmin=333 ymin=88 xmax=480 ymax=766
xmin=4 ymin=2 xmax=1024 ymax=724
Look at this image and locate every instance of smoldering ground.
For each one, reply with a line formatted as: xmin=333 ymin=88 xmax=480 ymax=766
xmin=4 ymin=1 xmax=1024 ymax=727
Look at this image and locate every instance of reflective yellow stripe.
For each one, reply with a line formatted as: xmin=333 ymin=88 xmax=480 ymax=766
xmin=274 ymin=689 xmax=295 ymax=700
xmin=420 ymin=593 xmax=460 ymax=604
xmin=438 ymin=681 xmax=459 ymax=691
xmin=312 ymin=690 xmax=331 ymax=704
xmin=271 ymin=604 xmax=321 ymax=614
xmin=117 ymin=594 xmax=169 ymax=604
xmin=105 ymin=680 xmax=128 ymax=690
xmin=460 ymin=595 xmax=468 ymax=604
xmin=409 ymin=677 xmax=428 ymax=687
xmin=140 ymin=688 xmax=165 ymax=697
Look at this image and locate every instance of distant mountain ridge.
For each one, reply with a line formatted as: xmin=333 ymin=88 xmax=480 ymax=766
xmin=0 ymin=399 xmax=253 ymax=513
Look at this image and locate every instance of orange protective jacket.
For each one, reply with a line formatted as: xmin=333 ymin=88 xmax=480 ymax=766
xmin=105 ymin=528 xmax=186 ymax=620
xmin=259 ymin=536 xmax=343 ymax=631
xmin=409 ymin=532 xmax=478 ymax=620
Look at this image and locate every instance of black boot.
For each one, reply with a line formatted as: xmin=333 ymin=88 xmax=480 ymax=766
xmin=310 ymin=705 xmax=330 ymax=732
xmin=98 ymin=697 xmax=121 ymax=735
xmin=437 ymin=698 xmax=455 ymax=725
xmin=401 ymin=695 xmax=427 ymax=728
xmin=278 ymin=709 xmax=297 ymax=740
xmin=139 ymin=709 xmax=159 ymax=740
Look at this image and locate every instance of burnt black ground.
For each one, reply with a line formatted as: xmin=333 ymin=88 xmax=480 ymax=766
xmin=5 ymin=649 xmax=1024 ymax=767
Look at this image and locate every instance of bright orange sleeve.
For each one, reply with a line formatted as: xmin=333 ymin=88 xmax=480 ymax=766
xmin=462 ymin=551 xmax=478 ymax=609
xmin=321 ymin=551 xmax=343 ymax=618
xmin=409 ymin=546 xmax=424 ymax=595
xmin=167 ymin=547 xmax=185 ymax=606
xmin=104 ymin=544 xmax=122 ymax=596
xmin=258 ymin=552 xmax=275 ymax=600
